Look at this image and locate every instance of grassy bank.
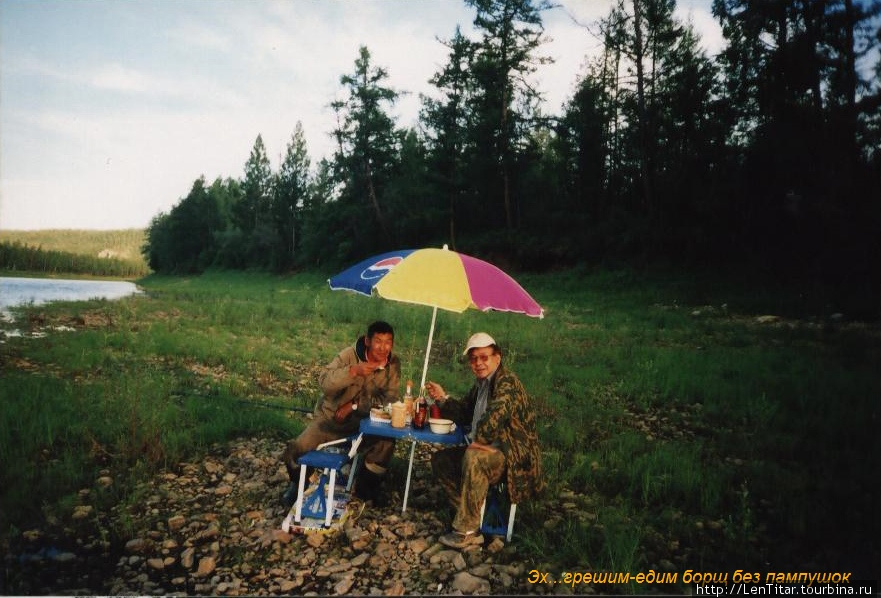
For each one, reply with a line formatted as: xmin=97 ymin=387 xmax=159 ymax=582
xmin=1 ymin=268 xmax=878 ymax=591
xmin=1 ymin=229 xmax=149 ymax=277
xmin=0 ymin=229 xmax=146 ymax=263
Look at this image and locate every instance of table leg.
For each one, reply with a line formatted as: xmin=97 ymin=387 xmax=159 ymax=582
xmin=402 ymin=440 xmax=416 ymax=513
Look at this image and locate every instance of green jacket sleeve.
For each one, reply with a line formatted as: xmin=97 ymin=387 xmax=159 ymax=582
xmin=438 ymin=385 xmax=477 ymax=427
xmin=319 ymin=346 xmax=360 ymax=403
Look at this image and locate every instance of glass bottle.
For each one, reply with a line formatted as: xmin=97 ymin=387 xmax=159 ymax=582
xmin=404 ymin=379 xmax=414 ymax=420
xmin=413 ymin=395 xmax=427 ymax=429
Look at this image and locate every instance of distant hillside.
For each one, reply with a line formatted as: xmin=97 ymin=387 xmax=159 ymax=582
xmin=0 ymin=229 xmax=148 ymax=267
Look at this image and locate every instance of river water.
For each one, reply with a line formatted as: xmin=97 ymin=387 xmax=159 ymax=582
xmin=0 ymin=276 xmax=142 ymax=314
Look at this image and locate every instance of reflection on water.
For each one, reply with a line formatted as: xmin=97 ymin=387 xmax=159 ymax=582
xmin=0 ymin=276 xmax=142 ymax=313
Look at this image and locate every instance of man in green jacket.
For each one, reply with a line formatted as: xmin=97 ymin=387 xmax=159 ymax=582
xmin=426 ymin=332 xmax=544 ymax=549
xmin=282 ymin=321 xmax=401 ymax=507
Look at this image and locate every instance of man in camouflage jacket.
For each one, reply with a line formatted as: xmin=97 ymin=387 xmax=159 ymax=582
xmin=426 ymin=332 xmax=544 ymax=549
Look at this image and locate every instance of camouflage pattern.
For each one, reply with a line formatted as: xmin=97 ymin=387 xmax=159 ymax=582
xmin=282 ymin=336 xmax=400 ymax=479
xmin=437 ymin=363 xmax=544 ymax=504
xmin=432 ymin=445 xmax=506 ymax=532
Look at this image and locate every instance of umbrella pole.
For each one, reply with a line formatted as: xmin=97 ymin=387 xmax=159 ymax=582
xmin=419 ymin=306 xmax=438 ymax=391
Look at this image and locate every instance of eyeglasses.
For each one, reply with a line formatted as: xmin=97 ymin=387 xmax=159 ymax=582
xmin=468 ymin=353 xmax=496 ymax=364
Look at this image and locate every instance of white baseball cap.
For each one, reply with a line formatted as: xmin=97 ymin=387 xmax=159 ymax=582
xmin=463 ymin=332 xmax=497 ymax=355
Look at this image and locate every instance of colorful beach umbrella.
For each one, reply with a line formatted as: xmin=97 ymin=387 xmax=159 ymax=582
xmin=328 ymin=245 xmax=543 ymax=389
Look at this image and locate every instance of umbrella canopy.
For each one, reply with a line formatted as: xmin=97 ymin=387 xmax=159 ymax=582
xmin=329 ymin=246 xmax=544 ymax=317
xmin=328 ymin=246 xmax=543 ymax=389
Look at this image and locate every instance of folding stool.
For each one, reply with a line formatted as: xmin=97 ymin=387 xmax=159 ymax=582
xmin=293 ymin=434 xmax=363 ymax=528
xmin=479 ymin=481 xmax=517 ymax=542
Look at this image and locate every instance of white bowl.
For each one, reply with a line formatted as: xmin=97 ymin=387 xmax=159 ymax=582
xmin=428 ymin=418 xmax=455 ymax=434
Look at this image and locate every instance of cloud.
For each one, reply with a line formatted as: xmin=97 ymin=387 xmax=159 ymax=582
xmin=1 ymin=0 xmax=724 ymax=230
xmin=675 ymin=0 xmax=725 ymax=54
xmin=90 ymin=63 xmax=155 ymax=93
xmin=168 ymin=22 xmax=233 ymax=54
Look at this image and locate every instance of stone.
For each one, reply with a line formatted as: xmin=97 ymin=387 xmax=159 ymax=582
xmin=167 ymin=515 xmax=186 ymax=531
xmin=22 ymin=529 xmax=42 ymax=541
xmin=407 ymin=538 xmax=429 ymax=555
xmin=452 ymin=552 xmax=467 ymax=571
xmin=429 ymin=549 xmax=459 ymax=564
xmin=384 ymin=580 xmax=406 ymax=596
xmin=271 ymin=529 xmax=293 ymax=544
xmin=196 ymin=556 xmax=217 ymax=577
xmin=280 ymin=579 xmax=300 ymax=592
xmin=374 ymin=541 xmax=396 ymax=559
xmin=451 ymin=571 xmax=491 ymax=594
xmin=421 ymin=542 xmax=444 ymax=561
xmin=147 ymin=558 xmax=165 ymax=570
xmin=470 ymin=564 xmax=493 ymax=577
xmin=124 ymin=538 xmax=148 ymax=554
xmin=51 ymin=551 xmax=76 ymax=563
xmin=72 ymin=505 xmax=93 ymax=520
xmin=334 ymin=575 xmax=355 ymax=595
xmin=180 ymin=547 xmax=196 ymax=569
xmin=756 ymin=315 xmax=780 ymax=324
xmin=499 ymin=570 xmax=514 ymax=588
xmin=350 ymin=552 xmax=370 ymax=567
xmin=487 ymin=536 xmax=505 ymax=553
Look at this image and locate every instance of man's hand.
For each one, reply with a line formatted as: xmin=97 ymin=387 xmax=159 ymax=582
xmin=425 ymin=381 xmax=447 ymax=401
xmin=349 ymin=362 xmax=385 ymax=377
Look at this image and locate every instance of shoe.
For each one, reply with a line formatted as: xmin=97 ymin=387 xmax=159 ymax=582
xmin=439 ymin=530 xmax=483 ymax=549
xmin=281 ymin=482 xmax=298 ymax=509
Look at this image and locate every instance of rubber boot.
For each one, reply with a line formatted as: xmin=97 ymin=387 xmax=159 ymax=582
xmin=281 ymin=465 xmax=312 ymax=509
xmin=281 ymin=481 xmax=298 ymax=509
xmin=354 ymin=467 xmax=387 ymax=507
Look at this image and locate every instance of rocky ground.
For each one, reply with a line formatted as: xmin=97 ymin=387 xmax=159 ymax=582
xmin=4 ymin=435 xmax=600 ymax=596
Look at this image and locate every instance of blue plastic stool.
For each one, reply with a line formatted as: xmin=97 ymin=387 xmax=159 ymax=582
xmin=479 ymin=482 xmax=517 ymax=542
xmin=293 ymin=435 xmax=362 ymax=527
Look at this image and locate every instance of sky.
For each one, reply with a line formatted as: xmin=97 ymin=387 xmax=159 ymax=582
xmin=0 ymin=0 xmax=723 ymax=231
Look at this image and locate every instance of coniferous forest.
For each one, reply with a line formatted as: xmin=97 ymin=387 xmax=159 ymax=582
xmin=143 ymin=0 xmax=881 ymax=318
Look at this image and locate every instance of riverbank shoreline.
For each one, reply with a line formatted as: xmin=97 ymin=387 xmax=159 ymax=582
xmin=0 ymin=275 xmax=143 ymax=313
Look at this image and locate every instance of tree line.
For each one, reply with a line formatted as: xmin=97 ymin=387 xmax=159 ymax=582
xmin=143 ymin=0 xmax=881 ymax=312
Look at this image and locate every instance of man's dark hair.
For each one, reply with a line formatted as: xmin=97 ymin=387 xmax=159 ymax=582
xmin=367 ymin=320 xmax=394 ymax=339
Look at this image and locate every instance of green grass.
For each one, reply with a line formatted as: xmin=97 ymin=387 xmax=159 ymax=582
xmin=1 ymin=229 xmax=149 ymax=277
xmin=1 ymin=266 xmax=878 ymax=591
xmin=0 ymin=229 xmax=147 ymax=266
